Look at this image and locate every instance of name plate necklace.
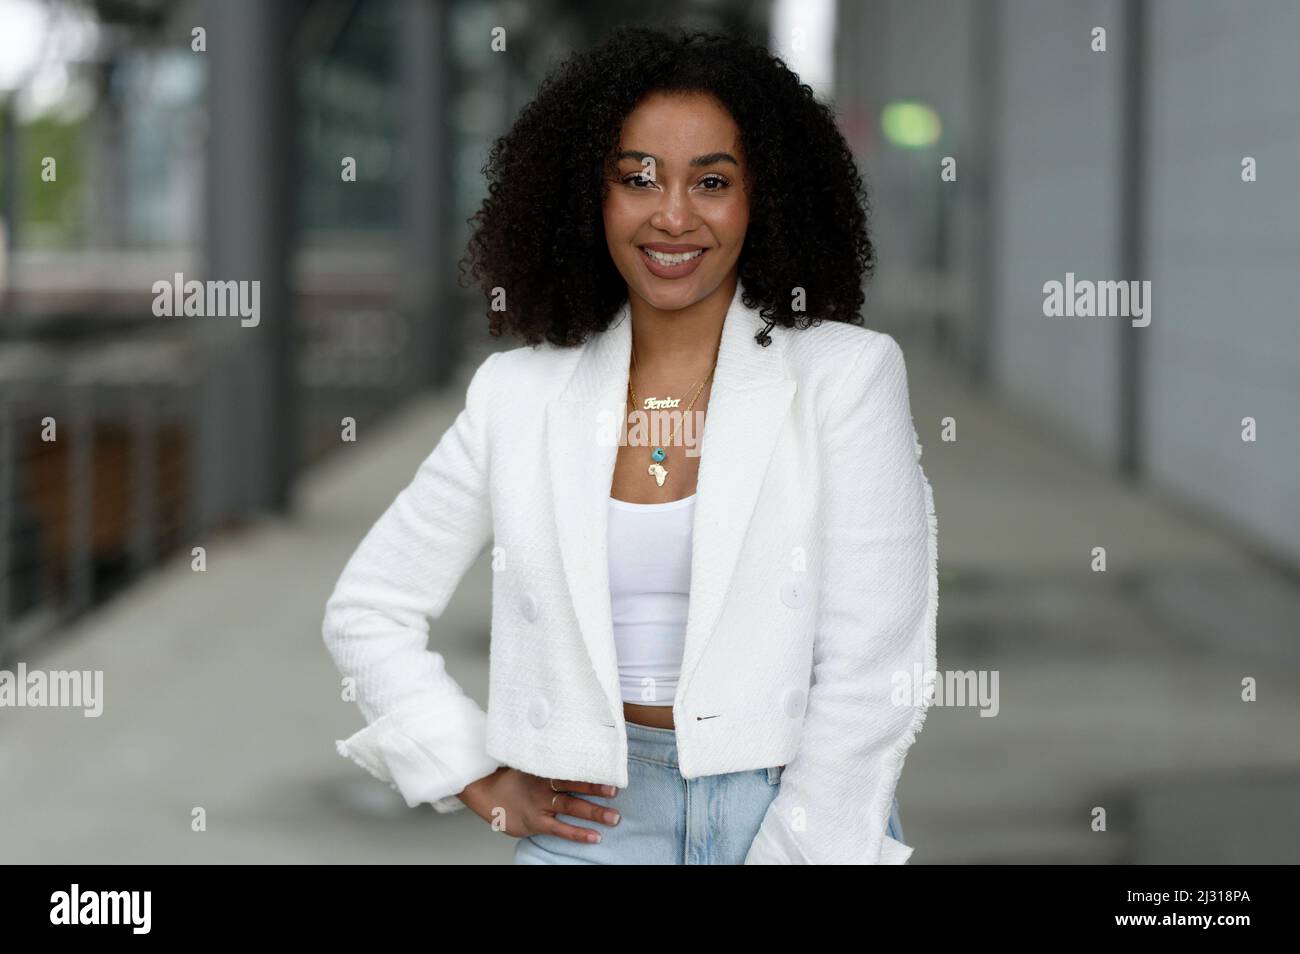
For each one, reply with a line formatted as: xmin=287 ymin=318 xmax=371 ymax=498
xmin=628 ymin=344 xmax=716 ymax=487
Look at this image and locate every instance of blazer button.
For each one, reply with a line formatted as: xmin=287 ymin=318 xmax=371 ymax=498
xmin=782 ymin=687 xmax=807 ymax=719
xmin=519 ymin=592 xmax=539 ymax=622
xmin=780 ymin=579 xmax=806 ymax=609
xmin=527 ymin=697 xmax=550 ymax=728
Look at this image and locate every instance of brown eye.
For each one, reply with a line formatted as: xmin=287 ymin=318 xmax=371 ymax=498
xmin=622 ymin=173 xmax=654 ymax=188
xmin=699 ymin=174 xmax=729 ymax=191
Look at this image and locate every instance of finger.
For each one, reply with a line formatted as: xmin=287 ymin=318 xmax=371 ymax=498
xmin=548 ymin=792 xmax=621 ymax=828
xmin=540 ymin=813 xmax=606 ymax=844
xmin=549 ymin=778 xmax=619 ymax=797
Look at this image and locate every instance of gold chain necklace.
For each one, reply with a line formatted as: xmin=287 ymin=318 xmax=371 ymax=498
xmin=628 ymin=346 xmax=715 ymax=486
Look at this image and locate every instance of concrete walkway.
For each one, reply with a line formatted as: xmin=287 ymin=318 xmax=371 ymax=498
xmin=2 ymin=343 xmax=1297 ymax=863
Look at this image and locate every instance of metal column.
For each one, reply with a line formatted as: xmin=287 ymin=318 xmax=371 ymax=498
xmin=200 ymin=0 xmax=301 ymax=530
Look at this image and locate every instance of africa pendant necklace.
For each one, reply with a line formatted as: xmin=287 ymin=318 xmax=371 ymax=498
xmin=628 ymin=345 xmax=716 ymax=487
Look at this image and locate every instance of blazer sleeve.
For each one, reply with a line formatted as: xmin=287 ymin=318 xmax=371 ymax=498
xmin=744 ymin=334 xmax=938 ymax=863
xmin=322 ymin=349 xmax=504 ymax=814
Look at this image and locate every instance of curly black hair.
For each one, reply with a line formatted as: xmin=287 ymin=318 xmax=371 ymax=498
xmin=458 ymin=25 xmax=875 ymax=348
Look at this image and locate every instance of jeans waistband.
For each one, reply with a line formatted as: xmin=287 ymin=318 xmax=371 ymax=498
xmin=624 ymin=718 xmax=678 ymax=768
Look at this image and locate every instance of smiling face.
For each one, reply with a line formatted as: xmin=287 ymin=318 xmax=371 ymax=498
xmin=602 ymin=91 xmax=750 ymax=313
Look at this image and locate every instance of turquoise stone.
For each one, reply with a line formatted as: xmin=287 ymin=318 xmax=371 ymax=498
xmin=651 ymin=447 xmax=666 ymax=462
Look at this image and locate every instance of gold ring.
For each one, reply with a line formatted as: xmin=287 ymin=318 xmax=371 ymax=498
xmin=549 ymin=778 xmax=561 ymax=792
xmin=551 ymin=793 xmax=561 ymax=810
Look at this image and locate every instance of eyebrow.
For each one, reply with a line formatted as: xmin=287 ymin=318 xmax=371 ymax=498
xmin=616 ymin=150 xmax=739 ymax=167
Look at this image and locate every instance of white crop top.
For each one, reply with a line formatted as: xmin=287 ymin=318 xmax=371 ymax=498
xmin=607 ymin=493 xmax=695 ymax=706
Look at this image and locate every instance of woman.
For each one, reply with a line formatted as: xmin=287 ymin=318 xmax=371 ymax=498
xmin=322 ymin=26 xmax=938 ymax=865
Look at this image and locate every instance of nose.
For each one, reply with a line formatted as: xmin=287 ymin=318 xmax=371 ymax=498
xmin=649 ymin=183 xmax=699 ymax=235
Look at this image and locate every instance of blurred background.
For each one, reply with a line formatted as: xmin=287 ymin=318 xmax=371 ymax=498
xmin=0 ymin=0 xmax=1296 ymax=863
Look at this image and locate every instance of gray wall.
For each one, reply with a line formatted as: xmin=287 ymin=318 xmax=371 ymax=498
xmin=837 ymin=0 xmax=1300 ymax=568
xmin=1141 ymin=0 xmax=1300 ymax=563
xmin=988 ymin=0 xmax=1126 ymax=463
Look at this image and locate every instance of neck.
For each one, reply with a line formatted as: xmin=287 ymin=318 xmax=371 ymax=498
xmin=627 ymin=275 xmax=735 ymax=373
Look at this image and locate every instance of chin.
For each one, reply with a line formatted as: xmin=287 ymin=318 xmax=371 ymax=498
xmin=633 ymin=280 xmax=708 ymax=313
xmin=640 ymin=291 xmax=698 ymax=313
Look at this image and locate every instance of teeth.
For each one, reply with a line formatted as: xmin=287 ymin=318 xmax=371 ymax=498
xmin=644 ymin=247 xmax=704 ymax=266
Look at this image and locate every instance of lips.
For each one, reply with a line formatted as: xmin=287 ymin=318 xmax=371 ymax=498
xmin=639 ymin=244 xmax=708 ymax=279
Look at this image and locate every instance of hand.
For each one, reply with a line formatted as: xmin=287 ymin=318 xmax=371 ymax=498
xmin=458 ymin=767 xmax=622 ymax=842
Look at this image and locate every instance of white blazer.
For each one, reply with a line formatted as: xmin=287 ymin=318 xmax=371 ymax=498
xmin=322 ymin=281 xmax=938 ymax=864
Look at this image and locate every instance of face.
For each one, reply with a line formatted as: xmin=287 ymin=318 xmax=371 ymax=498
xmin=602 ymin=91 xmax=750 ymax=312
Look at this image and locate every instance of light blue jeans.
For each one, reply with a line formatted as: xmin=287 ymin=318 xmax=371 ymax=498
xmin=513 ymin=719 xmax=905 ymax=864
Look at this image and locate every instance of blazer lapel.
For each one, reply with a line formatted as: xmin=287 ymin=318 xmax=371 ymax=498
xmin=545 ymin=301 xmax=632 ymax=716
xmin=544 ymin=283 xmax=796 ymax=717
xmin=679 ymin=289 xmax=795 ymax=691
